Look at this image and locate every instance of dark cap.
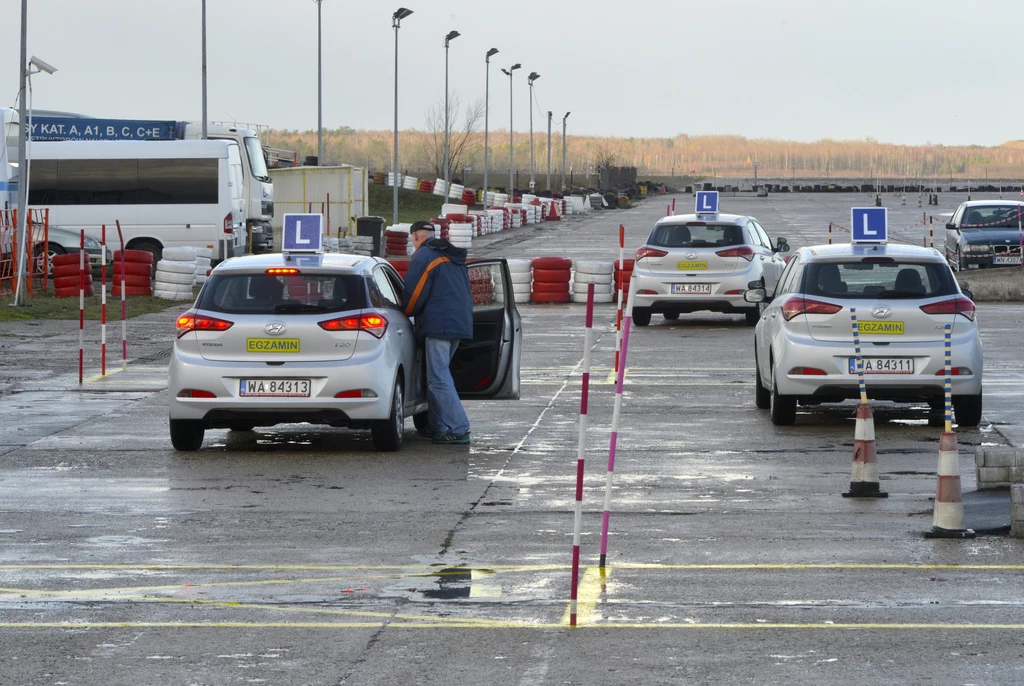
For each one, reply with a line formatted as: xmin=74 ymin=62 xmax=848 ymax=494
xmin=410 ymin=220 xmax=435 ymax=233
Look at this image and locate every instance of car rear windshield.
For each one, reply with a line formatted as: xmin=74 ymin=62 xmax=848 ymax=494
xmin=961 ymin=205 xmax=1023 ymax=229
xmin=647 ymin=222 xmax=743 ymax=248
xmin=197 ymin=273 xmax=368 ymax=314
xmin=803 ymin=261 xmax=958 ymax=299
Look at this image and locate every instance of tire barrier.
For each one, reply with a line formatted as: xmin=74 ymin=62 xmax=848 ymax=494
xmin=495 ymin=258 xmax=532 ymax=304
xmin=418 ymin=179 xmax=435 ymax=193
xmin=432 ymin=179 xmax=448 ymax=198
xmin=51 ymin=253 xmax=81 ymax=268
xmin=154 ymin=259 xmax=197 ymax=300
xmin=386 ymin=172 xmax=403 ymax=187
xmin=113 ymin=249 xmax=154 ymax=264
xmin=572 ymin=260 xmax=615 ymax=303
xmin=402 ymin=175 xmax=418 ymax=191
xmin=385 ymin=226 xmax=413 ymax=257
xmin=470 ymin=266 xmax=494 ymax=305
xmin=614 ymin=258 xmax=635 ymax=294
xmin=110 ymin=248 xmax=154 ymax=297
xmin=531 ymin=256 xmax=571 ymax=303
xmin=194 ymin=247 xmax=212 ymax=286
xmin=387 ymin=258 xmax=410 ymax=278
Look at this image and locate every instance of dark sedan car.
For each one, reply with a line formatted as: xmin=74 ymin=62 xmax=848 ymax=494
xmin=944 ymin=200 xmax=1024 ymax=271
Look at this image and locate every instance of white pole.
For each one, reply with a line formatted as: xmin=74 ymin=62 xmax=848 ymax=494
xmin=14 ymin=0 xmax=29 ymax=306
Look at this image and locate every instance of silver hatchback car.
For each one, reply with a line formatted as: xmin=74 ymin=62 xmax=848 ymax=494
xmin=631 ymin=213 xmax=789 ymax=326
xmin=745 ymin=243 xmax=983 ymax=426
xmin=168 ymin=252 xmax=522 ymax=451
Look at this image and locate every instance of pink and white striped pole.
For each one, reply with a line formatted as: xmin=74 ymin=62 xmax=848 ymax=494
xmin=100 ymin=225 xmax=107 ymax=376
xmin=615 ymin=224 xmax=624 ymax=372
xmin=600 ymin=283 xmax=635 ymax=568
xmin=569 ymin=283 xmax=596 ymax=629
xmin=117 ymin=221 xmax=127 ymax=369
xmin=78 ymin=230 xmax=85 ymax=385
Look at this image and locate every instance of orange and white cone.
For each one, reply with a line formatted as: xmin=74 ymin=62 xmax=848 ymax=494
xmin=842 ymin=403 xmax=888 ymax=498
xmin=924 ymin=432 xmax=975 ymax=538
xmin=545 ymin=200 xmax=561 ymax=221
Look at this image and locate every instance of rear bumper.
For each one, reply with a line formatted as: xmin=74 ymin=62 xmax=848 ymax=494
xmin=631 ymin=265 xmax=759 ymax=312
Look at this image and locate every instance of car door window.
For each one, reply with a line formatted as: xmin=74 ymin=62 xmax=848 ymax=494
xmin=775 ymin=254 xmax=802 ymax=296
xmin=751 ymin=220 xmax=773 ymax=250
xmin=372 ymin=267 xmax=401 ymax=309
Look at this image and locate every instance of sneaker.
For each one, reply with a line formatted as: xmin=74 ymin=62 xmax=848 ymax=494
xmin=418 ymin=427 xmax=443 ymax=439
xmin=432 ymin=432 xmax=471 ymax=445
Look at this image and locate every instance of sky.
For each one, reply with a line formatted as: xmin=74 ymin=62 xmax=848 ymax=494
xmin=3 ymin=0 xmax=1023 ymax=147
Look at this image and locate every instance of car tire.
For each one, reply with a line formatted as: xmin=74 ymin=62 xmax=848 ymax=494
xmin=169 ymin=419 xmax=205 ymax=451
xmin=744 ymin=308 xmax=760 ymax=326
xmin=754 ymin=348 xmax=770 ymax=410
xmin=927 ymin=400 xmax=945 ymax=427
xmin=632 ymin=307 xmax=652 ymax=327
xmin=769 ymin=363 xmax=796 ymax=426
xmin=953 ymin=391 xmax=983 ymax=427
xmin=663 ymin=312 xmax=679 ymax=321
xmin=413 ymin=411 xmax=430 ymax=433
xmin=371 ymin=380 xmax=404 ymax=451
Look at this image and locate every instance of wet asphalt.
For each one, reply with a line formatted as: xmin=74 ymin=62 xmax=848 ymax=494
xmin=1 ymin=191 xmax=1023 ymax=685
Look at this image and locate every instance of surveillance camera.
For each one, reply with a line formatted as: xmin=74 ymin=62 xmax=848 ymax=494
xmin=28 ymin=56 xmax=57 ymax=75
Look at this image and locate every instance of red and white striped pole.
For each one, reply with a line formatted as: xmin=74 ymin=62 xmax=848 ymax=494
xmin=666 ymin=204 xmax=670 ymax=217
xmin=78 ymin=230 xmax=85 ymax=385
xmin=671 ymin=197 xmax=676 ymax=213
xmin=117 ymin=221 xmax=127 ymax=369
xmin=100 ymin=225 xmax=107 ymax=376
xmin=930 ymin=216 xmax=935 ymax=249
xmin=615 ymin=224 xmax=624 ymax=372
xmin=569 ymin=283 xmax=595 ymax=629
xmin=600 ymin=284 xmax=634 ymax=568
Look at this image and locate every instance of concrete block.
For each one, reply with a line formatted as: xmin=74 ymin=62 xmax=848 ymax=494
xmin=977 ymin=466 xmax=1011 ymax=489
xmin=1012 ymin=485 xmax=1024 ymax=538
xmin=976 ymin=448 xmax=1024 ymax=468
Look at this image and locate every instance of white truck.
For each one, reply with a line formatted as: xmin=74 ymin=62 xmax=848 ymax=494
xmin=1 ymin=109 xmax=274 ymax=252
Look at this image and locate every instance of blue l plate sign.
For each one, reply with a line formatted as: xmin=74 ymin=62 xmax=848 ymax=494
xmin=282 ymin=214 xmax=324 ymax=253
xmin=695 ymin=191 xmax=719 ymax=214
xmin=851 ymin=207 xmax=887 ymax=242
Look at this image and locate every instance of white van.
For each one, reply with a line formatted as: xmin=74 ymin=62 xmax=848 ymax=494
xmin=24 ymin=139 xmax=245 ymax=262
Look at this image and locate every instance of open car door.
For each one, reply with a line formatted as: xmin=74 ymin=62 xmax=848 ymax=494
xmin=452 ymin=259 xmax=522 ymax=399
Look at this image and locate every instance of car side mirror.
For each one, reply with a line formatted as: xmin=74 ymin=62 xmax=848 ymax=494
xmin=945 ymin=222 xmax=957 ymax=231
xmin=774 ymin=237 xmax=790 ymax=253
xmin=744 ymin=288 xmax=766 ymax=304
xmin=748 ymin=279 xmax=765 ymax=289
xmin=961 ymin=287 xmax=974 ymax=300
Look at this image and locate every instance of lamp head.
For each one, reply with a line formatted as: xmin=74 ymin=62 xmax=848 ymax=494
xmin=393 ymin=7 xmax=413 ymax=21
xmin=445 ymin=30 xmax=460 ymax=45
xmin=28 ymin=56 xmax=57 ymax=75
xmin=563 ymin=111 xmax=571 ymax=121
xmin=511 ymin=63 xmax=521 ymax=71
xmin=486 ymin=47 xmax=499 ymax=59
xmin=528 ymin=72 xmax=540 ymax=83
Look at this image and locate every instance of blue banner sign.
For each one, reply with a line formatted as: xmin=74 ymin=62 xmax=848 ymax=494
xmin=28 ymin=117 xmax=180 ymax=141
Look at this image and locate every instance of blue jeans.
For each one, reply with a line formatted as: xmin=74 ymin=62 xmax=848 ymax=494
xmin=424 ymin=337 xmax=470 ymax=436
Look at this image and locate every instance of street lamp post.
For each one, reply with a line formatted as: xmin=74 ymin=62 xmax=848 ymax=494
xmin=392 ymin=7 xmax=413 ymax=226
xmin=546 ymin=111 xmax=552 ymax=192
xmin=500 ymin=63 xmax=521 ymax=195
xmin=201 ymin=0 xmax=207 ymax=139
xmin=561 ymin=111 xmax=570 ymax=193
xmin=483 ymin=48 xmax=499 ymax=208
xmin=443 ymin=30 xmax=460 ymax=192
xmin=315 ymin=0 xmax=323 ymax=165
xmin=527 ymin=72 xmax=540 ymax=189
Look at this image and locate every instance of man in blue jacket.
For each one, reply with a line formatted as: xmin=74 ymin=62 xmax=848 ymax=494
xmin=402 ymin=220 xmax=474 ymax=444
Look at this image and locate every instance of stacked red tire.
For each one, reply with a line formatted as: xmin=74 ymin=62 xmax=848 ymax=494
xmin=469 ymin=266 xmax=494 ymax=305
xmin=614 ymin=258 xmax=635 ymax=298
xmin=388 ymin=258 xmax=410 ymax=279
xmin=51 ymin=254 xmax=94 ymax=297
xmin=385 ymin=229 xmax=411 ymax=257
xmin=111 ymin=249 xmax=154 ymax=296
xmin=531 ymin=256 xmax=572 ymax=303
xmin=461 ymin=189 xmax=477 ymax=206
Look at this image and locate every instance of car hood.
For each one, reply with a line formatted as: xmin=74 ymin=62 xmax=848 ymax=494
xmin=961 ymin=229 xmax=1024 ymax=245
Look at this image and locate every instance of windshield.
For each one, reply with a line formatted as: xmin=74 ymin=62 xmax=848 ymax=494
xmin=961 ymin=205 xmax=1023 ymax=229
xmin=647 ymin=222 xmax=743 ymax=248
xmin=804 ymin=261 xmax=958 ymax=299
xmin=197 ymin=273 xmax=367 ymax=314
xmin=244 ymin=137 xmax=270 ymax=180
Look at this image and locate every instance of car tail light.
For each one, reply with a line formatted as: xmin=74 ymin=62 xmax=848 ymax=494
xmin=919 ymin=297 xmax=976 ymax=321
xmin=319 ymin=313 xmax=389 ymax=338
xmin=724 ymin=289 xmax=743 ymax=295
xmin=715 ymin=246 xmax=755 ymax=261
xmin=637 ymin=289 xmax=658 ymax=295
xmin=224 ymin=213 xmax=233 ymax=234
xmin=934 ymin=367 xmax=972 ymax=376
xmin=781 ymin=296 xmax=844 ymax=321
xmin=176 ymin=310 xmax=234 ymax=338
xmin=789 ymin=367 xmax=827 ymax=376
xmin=334 ymin=389 xmax=378 ymax=398
xmin=177 ymin=389 xmax=216 ymax=398
xmin=267 ymin=268 xmax=300 ymax=275
xmin=636 ymin=247 xmax=668 ymax=260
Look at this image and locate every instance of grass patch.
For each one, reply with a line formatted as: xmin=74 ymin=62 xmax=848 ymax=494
xmin=367 ymin=183 xmax=447 ymax=226
xmin=0 ymin=289 xmax=192 ymax=321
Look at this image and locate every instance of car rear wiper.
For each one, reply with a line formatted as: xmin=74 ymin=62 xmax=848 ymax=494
xmin=273 ymin=303 xmax=329 ymax=313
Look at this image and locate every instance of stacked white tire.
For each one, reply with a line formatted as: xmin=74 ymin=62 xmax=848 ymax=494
xmin=495 ymin=258 xmax=532 ymax=304
xmin=155 ymin=257 xmax=197 ymax=300
xmin=448 ymin=222 xmax=473 ymax=249
xmin=571 ymin=260 xmax=615 ymax=303
xmin=350 ymin=235 xmax=375 ymax=256
xmin=194 ymin=247 xmax=212 ymax=286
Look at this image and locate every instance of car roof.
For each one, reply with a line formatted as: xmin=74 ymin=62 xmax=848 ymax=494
xmin=798 ymin=242 xmax=945 ymax=262
xmin=654 ymin=213 xmax=747 ymax=226
xmin=958 ymin=200 xmax=1024 ymax=208
xmin=213 ymin=252 xmax=382 ymax=273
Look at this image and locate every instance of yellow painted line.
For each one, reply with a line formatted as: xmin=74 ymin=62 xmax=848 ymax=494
xmin=0 ymin=621 xmax=1021 ymax=631
xmin=560 ymin=565 xmax=609 ymax=627
xmin=2 ymin=563 xmax=1024 ymax=572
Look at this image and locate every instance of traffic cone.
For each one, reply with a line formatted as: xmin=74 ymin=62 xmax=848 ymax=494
xmin=924 ymin=432 xmax=975 ymax=538
xmin=546 ymin=200 xmax=561 ymax=221
xmin=842 ymin=403 xmax=888 ymax=498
